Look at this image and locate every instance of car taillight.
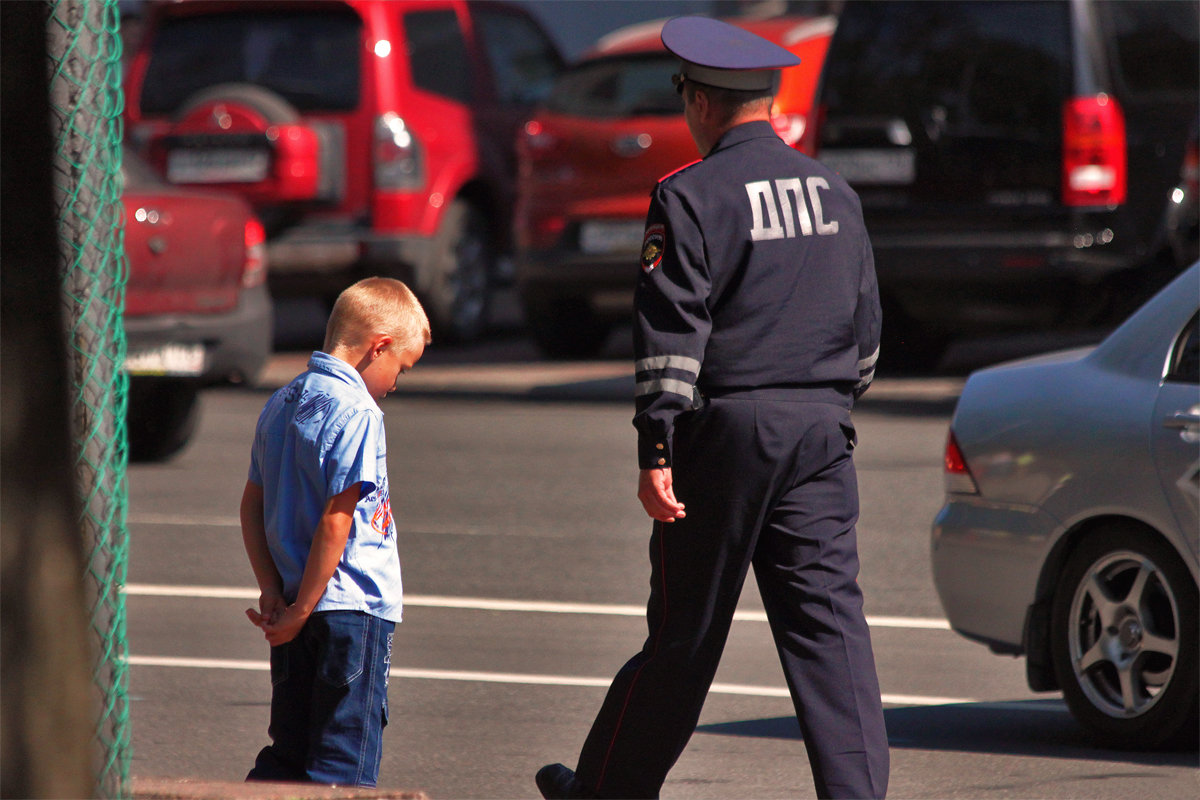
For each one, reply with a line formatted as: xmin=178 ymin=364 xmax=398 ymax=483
xmin=799 ymin=103 xmax=825 ymax=157
xmin=242 ymin=217 xmax=267 ymax=288
xmin=374 ymin=113 xmax=424 ymax=190
xmin=1062 ymin=94 xmax=1126 ymax=207
xmin=520 ymin=119 xmax=559 ymax=156
xmin=1182 ymin=134 xmax=1199 ymax=197
xmin=944 ymin=430 xmax=978 ymax=495
xmin=536 ymin=215 xmax=566 ymax=238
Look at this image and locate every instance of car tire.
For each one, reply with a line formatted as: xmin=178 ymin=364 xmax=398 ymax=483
xmin=879 ymin=294 xmax=946 ymax=373
xmin=127 ymin=379 xmax=201 ymax=462
xmin=523 ymin=296 xmax=613 ymax=360
xmin=173 ymin=83 xmax=300 ymax=124
xmin=1050 ymin=525 xmax=1199 ymax=749
xmin=423 ymin=199 xmax=492 ymax=343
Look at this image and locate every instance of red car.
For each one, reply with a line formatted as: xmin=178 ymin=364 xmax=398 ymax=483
xmin=124 ymin=0 xmax=564 ymax=341
xmin=123 ymin=149 xmax=271 ymax=461
xmin=515 ymin=16 xmax=835 ymax=358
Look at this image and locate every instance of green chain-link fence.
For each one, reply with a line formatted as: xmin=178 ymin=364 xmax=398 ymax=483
xmin=46 ymin=0 xmax=131 ymax=796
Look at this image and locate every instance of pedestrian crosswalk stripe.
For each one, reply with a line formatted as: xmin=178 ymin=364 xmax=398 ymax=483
xmin=123 ymin=584 xmax=950 ymax=630
xmin=128 ymin=655 xmax=1001 ymax=707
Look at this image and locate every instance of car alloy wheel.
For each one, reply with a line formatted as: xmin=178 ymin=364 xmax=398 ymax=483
xmin=1051 ymin=526 xmax=1199 ymax=748
xmin=1069 ymin=549 xmax=1177 ymax=717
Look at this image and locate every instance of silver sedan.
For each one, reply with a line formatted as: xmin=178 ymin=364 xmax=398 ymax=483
xmin=932 ymin=263 xmax=1199 ymax=749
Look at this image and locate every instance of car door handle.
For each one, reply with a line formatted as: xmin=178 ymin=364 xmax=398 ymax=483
xmin=1163 ymin=412 xmax=1200 ymax=429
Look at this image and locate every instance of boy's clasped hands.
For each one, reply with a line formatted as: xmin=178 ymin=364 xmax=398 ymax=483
xmin=245 ymin=591 xmax=306 ymax=646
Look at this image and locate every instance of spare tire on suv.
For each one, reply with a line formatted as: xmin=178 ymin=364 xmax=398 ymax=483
xmin=125 ymin=0 xmax=565 ymax=343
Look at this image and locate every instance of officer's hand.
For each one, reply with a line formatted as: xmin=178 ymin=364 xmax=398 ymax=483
xmin=639 ymin=468 xmax=686 ymax=522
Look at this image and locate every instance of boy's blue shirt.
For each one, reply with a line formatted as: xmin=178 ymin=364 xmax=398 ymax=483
xmin=249 ymin=351 xmax=403 ymax=622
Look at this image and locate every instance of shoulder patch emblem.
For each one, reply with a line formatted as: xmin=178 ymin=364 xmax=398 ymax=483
xmin=641 ymin=224 xmax=665 ymax=273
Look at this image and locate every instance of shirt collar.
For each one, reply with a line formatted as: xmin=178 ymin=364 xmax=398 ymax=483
xmin=307 ymin=351 xmax=380 ymax=411
xmin=707 ymin=120 xmax=778 ymax=157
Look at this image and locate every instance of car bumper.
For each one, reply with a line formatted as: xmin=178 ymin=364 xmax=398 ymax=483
xmin=362 ymin=235 xmax=431 ymax=288
xmin=870 ymin=229 xmax=1130 ymax=278
xmin=516 ymin=249 xmax=636 ymax=319
xmin=265 ymin=225 xmax=433 ymax=294
xmin=931 ymin=497 xmax=1060 ymax=652
xmin=124 ymin=284 xmax=272 ymax=385
xmin=867 ymin=219 xmax=1137 ymax=327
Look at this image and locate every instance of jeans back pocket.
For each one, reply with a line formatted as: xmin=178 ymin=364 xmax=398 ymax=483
xmin=314 ymin=611 xmax=368 ymax=688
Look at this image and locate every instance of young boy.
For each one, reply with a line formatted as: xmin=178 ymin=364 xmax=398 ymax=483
xmin=240 ymin=277 xmax=430 ymax=786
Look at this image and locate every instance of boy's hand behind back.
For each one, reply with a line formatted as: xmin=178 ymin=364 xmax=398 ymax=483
xmin=245 ymin=589 xmax=287 ymax=630
xmin=249 ymin=484 xmax=360 ymax=646
xmin=259 ymin=604 xmax=309 ymax=646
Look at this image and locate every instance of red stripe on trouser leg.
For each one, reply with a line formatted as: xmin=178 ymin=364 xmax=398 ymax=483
xmin=594 ymin=521 xmax=669 ymax=793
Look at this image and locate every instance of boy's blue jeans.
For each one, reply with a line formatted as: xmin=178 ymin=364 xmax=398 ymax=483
xmin=247 ymin=610 xmax=395 ymax=786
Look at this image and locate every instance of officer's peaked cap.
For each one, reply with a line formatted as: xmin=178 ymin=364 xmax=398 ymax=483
xmin=661 ymin=16 xmax=801 ymax=92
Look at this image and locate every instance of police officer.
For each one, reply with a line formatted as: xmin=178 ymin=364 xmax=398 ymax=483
xmin=537 ymin=16 xmax=888 ymax=800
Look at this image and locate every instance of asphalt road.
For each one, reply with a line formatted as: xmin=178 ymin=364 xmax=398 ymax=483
xmin=124 ymin=332 xmax=1197 ymax=799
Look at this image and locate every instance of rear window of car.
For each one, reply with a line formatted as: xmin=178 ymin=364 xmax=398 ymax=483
xmin=140 ymin=9 xmax=361 ymax=114
xmin=546 ymin=54 xmax=680 ymax=118
xmin=404 ymin=10 xmax=473 ymax=104
xmin=473 ymin=8 xmax=563 ymax=107
xmin=1167 ymin=312 xmax=1199 ymax=384
xmin=1099 ymin=1 xmax=1199 ymax=97
xmin=822 ymin=1 xmax=1071 ymax=139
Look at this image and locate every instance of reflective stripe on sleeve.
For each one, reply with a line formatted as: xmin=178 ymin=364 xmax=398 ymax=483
xmin=635 ymin=378 xmax=696 ymax=399
xmin=857 ymin=346 xmax=880 ymax=372
xmin=635 ymin=355 xmax=701 ymax=377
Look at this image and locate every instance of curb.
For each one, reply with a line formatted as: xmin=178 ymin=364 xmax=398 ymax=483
xmin=255 ymin=353 xmax=963 ymax=406
xmin=133 ymin=777 xmax=429 ymax=800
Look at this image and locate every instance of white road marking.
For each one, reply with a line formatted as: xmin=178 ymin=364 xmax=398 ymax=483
xmin=123 ymin=584 xmax=951 ymax=630
xmin=127 ymin=655 xmax=984 ymax=706
xmin=128 ymin=513 xmax=241 ymax=527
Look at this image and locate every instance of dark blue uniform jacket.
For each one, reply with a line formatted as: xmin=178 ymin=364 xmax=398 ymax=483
xmin=633 ymin=120 xmax=881 ymax=469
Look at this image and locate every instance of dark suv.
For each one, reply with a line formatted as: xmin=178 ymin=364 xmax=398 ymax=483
xmin=125 ymin=0 xmax=563 ymax=341
xmin=815 ymin=0 xmax=1199 ymax=364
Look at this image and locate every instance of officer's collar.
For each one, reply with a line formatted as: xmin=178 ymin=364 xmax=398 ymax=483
xmin=706 ymin=120 xmax=778 ymax=157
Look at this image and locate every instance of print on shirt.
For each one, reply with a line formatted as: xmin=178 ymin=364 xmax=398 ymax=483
xmin=746 ymin=177 xmax=839 ymax=241
xmin=641 ymin=224 xmax=665 ymax=272
xmin=370 ymin=482 xmax=394 ymax=537
xmin=295 ymin=391 xmax=335 ymax=423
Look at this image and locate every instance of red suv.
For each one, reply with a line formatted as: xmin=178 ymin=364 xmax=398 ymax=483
xmin=514 ymin=16 xmax=834 ymax=358
xmin=125 ymin=0 xmax=564 ymax=341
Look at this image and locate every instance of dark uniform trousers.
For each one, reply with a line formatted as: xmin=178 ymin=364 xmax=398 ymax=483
xmin=575 ymin=391 xmax=889 ymax=799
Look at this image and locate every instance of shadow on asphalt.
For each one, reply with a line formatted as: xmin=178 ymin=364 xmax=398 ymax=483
xmin=696 ymin=701 xmax=1200 ymax=765
xmin=855 ymin=394 xmax=960 ymax=418
xmin=269 ymin=295 xmax=1110 ymax=390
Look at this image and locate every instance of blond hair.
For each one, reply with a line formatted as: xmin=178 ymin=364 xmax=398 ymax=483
xmin=324 ymin=277 xmax=431 ymax=353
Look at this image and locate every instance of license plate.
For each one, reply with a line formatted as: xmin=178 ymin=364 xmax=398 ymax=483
xmin=579 ymin=220 xmax=646 ymax=255
xmin=125 ymin=344 xmax=206 ymax=376
xmin=819 ymin=148 xmax=916 ymax=186
xmin=167 ymin=148 xmax=269 ymax=184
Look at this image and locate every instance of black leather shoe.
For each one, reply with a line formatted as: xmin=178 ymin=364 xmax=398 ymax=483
xmin=536 ymin=763 xmax=593 ymax=799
